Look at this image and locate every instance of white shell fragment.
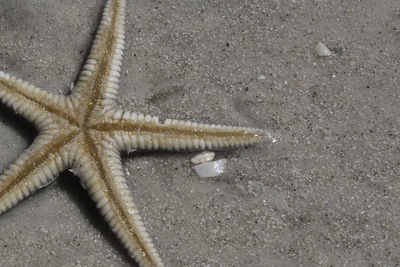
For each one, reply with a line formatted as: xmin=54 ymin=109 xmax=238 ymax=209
xmin=315 ymin=42 xmax=332 ymax=56
xmin=194 ymin=158 xmax=227 ymax=178
xmin=191 ymin=151 xmax=215 ymax=164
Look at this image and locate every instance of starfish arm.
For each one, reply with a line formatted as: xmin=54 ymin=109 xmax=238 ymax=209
xmin=0 ymin=130 xmax=77 ymax=214
xmin=91 ymin=109 xmax=269 ymax=151
xmin=0 ymin=71 xmax=77 ymax=127
xmin=73 ymin=133 xmax=163 ymax=267
xmin=70 ymin=0 xmax=126 ymax=121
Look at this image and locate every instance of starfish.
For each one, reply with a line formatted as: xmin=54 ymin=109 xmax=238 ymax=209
xmin=0 ymin=0 xmax=268 ymax=266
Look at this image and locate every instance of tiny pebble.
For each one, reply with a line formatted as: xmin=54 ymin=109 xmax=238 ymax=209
xmin=257 ymin=74 xmax=266 ymax=80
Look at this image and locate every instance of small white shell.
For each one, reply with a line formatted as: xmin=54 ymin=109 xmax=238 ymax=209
xmin=194 ymin=159 xmax=227 ymax=178
xmin=191 ymin=151 xmax=215 ymax=164
xmin=315 ymin=42 xmax=332 ymax=56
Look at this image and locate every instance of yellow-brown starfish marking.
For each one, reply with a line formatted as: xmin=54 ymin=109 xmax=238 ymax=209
xmin=0 ymin=0 xmax=269 ymax=266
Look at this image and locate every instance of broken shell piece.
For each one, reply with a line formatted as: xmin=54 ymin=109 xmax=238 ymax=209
xmin=191 ymin=151 xmax=215 ymax=164
xmin=315 ymin=42 xmax=332 ymax=56
xmin=194 ymin=159 xmax=227 ymax=178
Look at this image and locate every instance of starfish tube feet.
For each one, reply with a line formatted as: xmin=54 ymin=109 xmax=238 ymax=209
xmin=92 ymin=109 xmax=269 ymax=152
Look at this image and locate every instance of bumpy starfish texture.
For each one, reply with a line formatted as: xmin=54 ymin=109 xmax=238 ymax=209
xmin=0 ymin=0 xmax=268 ymax=266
